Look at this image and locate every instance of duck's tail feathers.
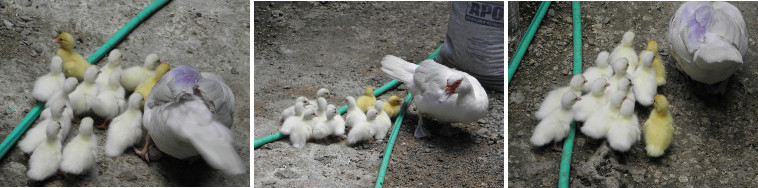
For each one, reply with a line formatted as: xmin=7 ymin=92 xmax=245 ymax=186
xmin=381 ymin=55 xmax=417 ymax=85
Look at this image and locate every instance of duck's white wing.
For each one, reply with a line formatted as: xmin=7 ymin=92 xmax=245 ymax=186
xmin=380 ymin=55 xmax=418 ymax=86
xmin=711 ymin=2 xmax=748 ymax=55
xmin=166 ymin=99 xmax=245 ymax=175
xmin=413 ymin=59 xmax=452 ymax=96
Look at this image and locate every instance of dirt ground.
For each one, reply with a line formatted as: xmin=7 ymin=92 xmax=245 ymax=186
xmin=0 ymin=0 xmax=249 ymax=186
xmin=253 ymin=2 xmax=504 ymax=187
xmin=508 ymin=1 xmax=758 ymax=187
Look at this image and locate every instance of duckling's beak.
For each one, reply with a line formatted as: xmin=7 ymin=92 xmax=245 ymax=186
xmin=52 ymin=39 xmax=59 ymax=43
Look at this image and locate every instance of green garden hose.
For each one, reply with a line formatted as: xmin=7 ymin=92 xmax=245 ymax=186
xmin=559 ymin=2 xmax=582 ymax=187
xmin=253 ymin=45 xmax=443 ymax=149
xmin=0 ymin=0 xmax=170 ymax=160
xmin=508 ymin=1 xmax=551 ymax=83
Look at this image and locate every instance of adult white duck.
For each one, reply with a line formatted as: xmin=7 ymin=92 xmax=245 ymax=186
xmin=667 ymin=2 xmax=748 ymax=93
xmin=381 ymin=55 xmax=489 ymax=138
xmin=137 ymin=65 xmax=244 ymax=175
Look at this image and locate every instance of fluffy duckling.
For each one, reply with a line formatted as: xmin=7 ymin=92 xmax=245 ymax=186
xmin=280 ymin=102 xmax=306 ymax=135
xmin=135 ymin=63 xmax=170 ymax=107
xmin=27 ymin=120 xmax=63 ymax=181
xmin=582 ymin=51 xmax=613 ymax=93
xmin=96 ymin=49 xmax=123 ymax=91
xmin=573 ymin=78 xmax=610 ymax=122
xmin=60 ymin=117 xmax=97 ymax=174
xmin=345 ymin=96 xmax=366 ymax=127
xmin=373 ymin=100 xmax=392 ymax=140
xmin=32 ymin=56 xmax=65 ymax=102
xmin=314 ymin=97 xmax=328 ymax=118
xmin=382 ymin=95 xmax=403 ymax=118
xmin=69 ymin=66 xmax=100 ymax=115
xmin=604 ymin=58 xmax=630 ymax=101
xmin=607 ymin=99 xmax=641 ymax=152
xmin=290 ymin=109 xmax=317 ymax=149
xmin=42 ymin=77 xmax=77 ymax=123
xmin=581 ymin=91 xmax=626 ymax=139
xmin=347 ymin=108 xmax=379 ymax=145
xmin=308 ymin=88 xmax=333 ymax=110
xmin=356 ymin=87 xmax=376 ymax=113
xmin=89 ymin=71 xmax=127 ymax=129
xmin=530 ymin=92 xmax=581 ymax=151
xmin=310 ymin=98 xmax=332 ymax=142
xmin=104 ymin=93 xmax=144 ymax=157
xmin=121 ymin=53 xmax=161 ymax=92
xmin=18 ymin=101 xmax=70 ymax=153
xmin=609 ymin=31 xmax=638 ymax=75
xmin=535 ymin=74 xmax=586 ymax=120
xmin=643 ymin=95 xmax=675 ymax=157
xmin=53 ymin=32 xmax=90 ymax=81
xmin=279 ymin=96 xmax=311 ymax=125
xmin=632 ymin=51 xmax=657 ymax=106
xmin=324 ymin=104 xmax=346 ymax=136
xmin=640 ymin=40 xmax=666 ymax=86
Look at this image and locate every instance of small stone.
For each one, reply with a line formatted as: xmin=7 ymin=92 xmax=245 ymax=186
xmin=475 ymin=128 xmax=488 ymax=137
xmin=230 ymin=67 xmax=239 ymax=74
xmin=548 ymin=9 xmax=555 ymax=17
xmin=379 ymin=38 xmax=387 ymax=42
xmin=196 ymin=12 xmax=202 ymax=17
xmin=3 ymin=20 xmax=13 ymax=29
xmin=20 ymin=16 xmax=32 ymax=22
xmin=557 ymin=41 xmax=567 ymax=46
xmin=284 ymin=86 xmax=291 ymax=89
xmin=563 ymin=16 xmax=572 ymax=23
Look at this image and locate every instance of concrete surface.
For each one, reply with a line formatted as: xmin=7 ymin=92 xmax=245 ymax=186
xmin=0 ymin=0 xmax=249 ymax=186
xmin=254 ymin=2 xmax=504 ymax=187
xmin=508 ymin=1 xmax=758 ymax=187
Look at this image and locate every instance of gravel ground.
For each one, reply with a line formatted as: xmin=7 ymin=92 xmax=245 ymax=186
xmin=253 ymin=2 xmax=504 ymax=187
xmin=508 ymin=1 xmax=758 ymax=187
xmin=0 ymin=0 xmax=249 ymax=186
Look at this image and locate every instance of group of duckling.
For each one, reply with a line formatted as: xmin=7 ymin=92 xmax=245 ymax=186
xmin=21 ymin=32 xmax=171 ymax=180
xmin=278 ymin=87 xmax=404 ymax=149
xmin=531 ymin=31 xmax=675 ymax=157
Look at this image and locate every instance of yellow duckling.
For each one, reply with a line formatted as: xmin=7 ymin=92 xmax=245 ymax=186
xmin=637 ymin=40 xmax=666 ymax=86
xmin=53 ymin=33 xmax=90 ymax=81
xmin=382 ymin=95 xmax=403 ymax=118
xmin=356 ymin=87 xmax=376 ymax=113
xmin=643 ymin=94 xmax=674 ymax=157
xmin=135 ymin=63 xmax=170 ymax=108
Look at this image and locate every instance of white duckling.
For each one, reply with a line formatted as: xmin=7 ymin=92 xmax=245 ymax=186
xmin=96 ymin=49 xmax=123 ymax=92
xmin=372 ymin=100 xmax=392 ymax=141
xmin=581 ymin=91 xmax=626 ymax=139
xmin=278 ymin=96 xmax=310 ymax=125
xmin=280 ymin=102 xmax=306 ymax=135
xmin=120 ymin=53 xmax=160 ymax=92
xmin=609 ymin=31 xmax=639 ymax=75
xmin=667 ymin=2 xmax=747 ymax=93
xmin=314 ymin=97 xmax=328 ymax=118
xmin=32 ymin=56 xmax=65 ymax=102
xmin=535 ymin=74 xmax=586 ymax=120
xmin=607 ymin=99 xmax=641 ymax=152
xmin=347 ymin=108 xmax=379 ymax=145
xmin=311 ymin=101 xmax=333 ymax=142
xmin=18 ymin=101 xmax=70 ymax=153
xmin=104 ymin=93 xmax=144 ymax=157
xmin=60 ymin=117 xmax=97 ymax=174
xmin=380 ymin=55 xmax=489 ymax=138
xmin=69 ymin=66 xmax=100 ymax=115
xmin=290 ymin=109 xmax=316 ymax=149
xmin=324 ymin=104 xmax=346 ymax=136
xmin=632 ymin=51 xmax=657 ymax=106
xmin=39 ymin=77 xmax=77 ymax=123
xmin=27 ymin=120 xmax=63 ymax=181
xmin=581 ymin=51 xmax=613 ymax=93
xmin=344 ymin=96 xmax=366 ymax=128
xmin=308 ymin=88 xmax=332 ymax=110
xmin=604 ymin=58 xmax=630 ymax=101
xmin=530 ymin=92 xmax=581 ymax=151
xmin=573 ymin=78 xmax=610 ymax=122
xmin=89 ymin=71 xmax=127 ymax=129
